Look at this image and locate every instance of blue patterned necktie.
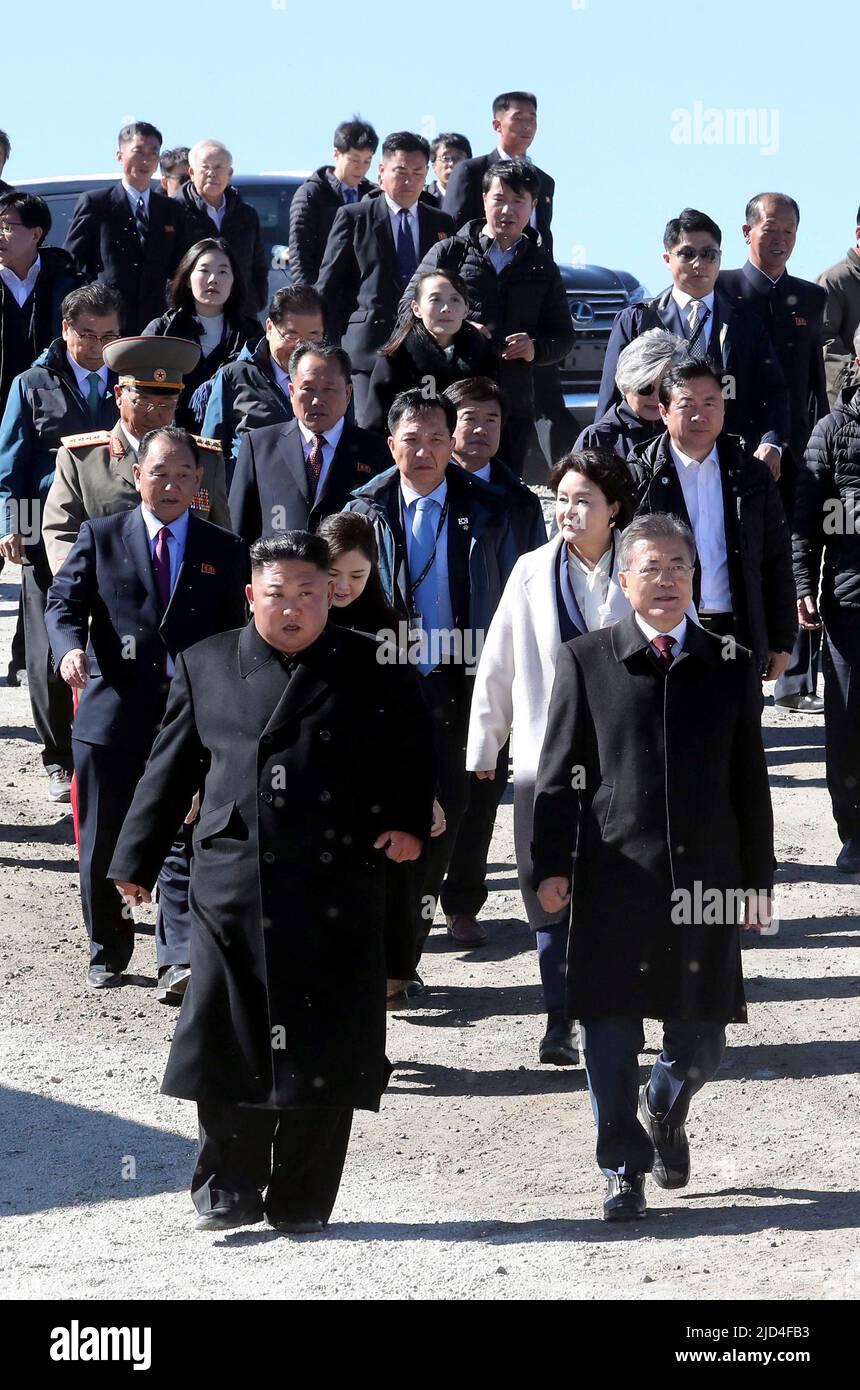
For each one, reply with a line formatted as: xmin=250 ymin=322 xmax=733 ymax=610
xmin=86 ymin=372 xmax=102 ymax=422
xmin=686 ymin=299 xmax=710 ymax=357
xmin=397 ymin=208 xmax=418 ymax=285
xmin=410 ymin=496 xmax=439 ymax=675
xmin=342 ymin=185 xmax=359 ymax=205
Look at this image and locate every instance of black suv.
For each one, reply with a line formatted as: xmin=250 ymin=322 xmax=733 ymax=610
xmin=18 ymin=172 xmax=647 ymax=426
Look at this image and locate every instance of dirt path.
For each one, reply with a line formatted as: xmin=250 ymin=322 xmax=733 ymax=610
xmin=1 ymin=567 xmax=858 ymax=1300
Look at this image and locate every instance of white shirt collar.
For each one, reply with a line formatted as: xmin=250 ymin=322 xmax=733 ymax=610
xmin=669 ymin=439 xmax=719 ymax=471
xmin=122 ymin=180 xmax=150 ymax=209
xmin=297 ymin=415 xmax=346 ymax=450
xmin=400 ymin=475 xmax=447 ymax=508
xmin=568 ymin=542 xmax=613 ymax=579
xmin=67 ymin=352 xmax=109 ymax=394
xmin=384 ymin=193 xmax=417 ymax=221
xmin=635 ymin=613 xmax=688 ymax=648
xmin=0 ymin=253 xmax=41 ymax=300
xmin=120 ymin=422 xmax=140 ymax=453
xmin=140 ymin=502 xmax=190 ymax=544
xmin=671 ymin=286 xmax=716 ymax=312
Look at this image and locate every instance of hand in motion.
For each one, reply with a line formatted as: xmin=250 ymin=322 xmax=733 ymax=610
xmin=430 ymin=800 xmax=446 ymax=838
xmin=502 ymin=332 xmax=535 ymax=362
xmin=764 ymin=650 xmax=791 ymax=681
xmin=537 ymin=876 xmax=571 ymax=914
xmin=60 ymin=649 xmax=90 ymax=689
xmin=114 ymin=881 xmax=152 ymax=909
xmin=0 ymin=532 xmax=24 ymax=564
xmin=742 ymin=892 xmax=773 ymax=933
xmin=753 ymin=442 xmax=781 ymax=480
xmin=374 ymin=830 xmax=423 ymax=863
xmin=796 ymin=595 xmax=822 ymax=632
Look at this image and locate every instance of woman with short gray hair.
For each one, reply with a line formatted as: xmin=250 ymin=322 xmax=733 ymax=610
xmin=575 ymin=327 xmax=686 ymax=460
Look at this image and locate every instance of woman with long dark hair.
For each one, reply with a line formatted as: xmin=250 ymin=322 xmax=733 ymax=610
xmin=363 ymin=268 xmax=497 ymax=435
xmin=317 ymin=512 xmax=445 ymax=1007
xmin=142 ymin=237 xmax=260 ymax=429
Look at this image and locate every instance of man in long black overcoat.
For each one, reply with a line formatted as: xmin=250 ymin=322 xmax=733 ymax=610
xmin=532 ymin=512 xmax=775 ymax=1222
xmin=109 ymin=531 xmax=435 ymax=1233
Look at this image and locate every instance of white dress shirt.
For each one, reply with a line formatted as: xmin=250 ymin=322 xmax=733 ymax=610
xmin=495 ymin=148 xmax=538 ymax=231
xmin=384 ymin=194 xmax=419 ymax=259
xmin=671 ymin=287 xmax=716 ymax=349
xmin=140 ymin=503 xmax=190 ymax=676
xmin=669 ymin=441 xmax=732 ymax=613
xmin=635 ymin=612 xmax=688 ymax=661
xmin=0 ymin=254 xmax=40 ymax=306
xmin=204 ymin=196 xmax=227 ymax=231
xmin=122 ymin=181 xmax=150 ymax=219
xmin=297 ymin=415 xmax=345 ymax=495
xmin=67 ymin=353 xmax=109 ymax=401
xmin=566 ymin=543 xmax=615 ymax=633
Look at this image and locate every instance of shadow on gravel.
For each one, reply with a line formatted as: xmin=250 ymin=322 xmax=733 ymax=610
xmin=0 ymin=816 xmax=75 ymax=844
xmin=388 ymin=1062 xmax=587 ymax=1096
xmin=0 ymin=726 xmax=40 ymax=743
xmin=718 ymin=1039 xmax=859 ymax=1080
xmin=0 ymin=1086 xmax=194 ymax=1216
xmin=746 ymin=975 xmax=860 ymax=1002
xmin=219 ymin=1185 xmax=860 ymax=1246
xmin=421 ymin=917 xmax=531 ymax=964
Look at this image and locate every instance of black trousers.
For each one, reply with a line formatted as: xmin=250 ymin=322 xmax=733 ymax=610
xmin=440 ymin=739 xmax=509 ymax=917
xmin=822 ymin=609 xmax=860 ymax=840
xmin=533 ymin=363 xmax=577 ymax=467
xmin=412 ymin=665 xmax=471 ymax=957
xmin=74 ymin=738 xmax=192 ymax=970
xmin=500 ymin=417 xmax=540 ymax=479
xmin=580 ymin=1015 xmax=725 ymax=1176
xmin=193 ymin=1101 xmax=353 ymax=1225
xmin=351 ymin=371 xmax=373 ymax=429
xmin=775 ymin=627 xmax=821 ymax=699
xmin=21 ymin=545 xmax=73 ymax=772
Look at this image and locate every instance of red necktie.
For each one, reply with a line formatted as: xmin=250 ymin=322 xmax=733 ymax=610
xmin=651 ymin=633 xmax=676 ymax=668
xmin=306 ymin=434 xmax=325 ymax=496
xmin=153 ymin=525 xmax=173 ymax=611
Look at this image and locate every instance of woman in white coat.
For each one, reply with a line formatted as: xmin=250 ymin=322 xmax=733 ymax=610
xmin=466 ymin=449 xmax=635 ymax=1066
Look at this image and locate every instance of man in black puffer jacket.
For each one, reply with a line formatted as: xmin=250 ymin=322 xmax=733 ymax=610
xmin=628 ymin=360 xmax=796 ymax=677
xmin=401 ymin=160 xmax=573 ymax=476
xmin=793 ymin=351 xmax=860 ymax=870
xmin=289 ymin=118 xmax=379 ymax=287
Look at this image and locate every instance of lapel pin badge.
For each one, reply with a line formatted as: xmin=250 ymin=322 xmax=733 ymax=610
xmin=458 ymin=516 xmax=470 ymax=529
xmin=201 ymin=563 xmax=216 ymax=575
xmin=661 ymin=476 xmax=670 ymax=485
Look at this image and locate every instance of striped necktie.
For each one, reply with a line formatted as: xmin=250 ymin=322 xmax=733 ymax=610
xmin=135 ymin=196 xmax=149 ymax=248
xmin=686 ymin=299 xmax=711 ymax=357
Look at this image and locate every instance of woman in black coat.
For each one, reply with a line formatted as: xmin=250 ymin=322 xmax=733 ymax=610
xmin=318 ymin=511 xmax=445 ymax=1004
xmin=142 ymin=237 xmax=260 ymax=430
xmin=363 ymin=268 xmax=498 ymax=435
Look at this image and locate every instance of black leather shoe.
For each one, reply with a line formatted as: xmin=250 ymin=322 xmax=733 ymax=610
xmin=156 ymin=963 xmax=191 ymax=1005
xmin=775 ymin=693 xmax=824 ymax=713
xmin=836 ymin=837 xmax=860 ymax=873
xmin=87 ymin=965 xmax=123 ymax=989
xmin=638 ymin=1085 xmax=690 ymax=1188
xmin=539 ymin=1010 xmax=579 ymax=1066
xmin=603 ymin=1172 xmax=647 ymax=1221
xmin=194 ymin=1201 xmax=264 ymax=1232
xmin=270 ymin=1219 xmax=325 ymax=1235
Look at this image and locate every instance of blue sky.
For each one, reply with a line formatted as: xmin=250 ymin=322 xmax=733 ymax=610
xmin=2 ymin=0 xmax=853 ymax=286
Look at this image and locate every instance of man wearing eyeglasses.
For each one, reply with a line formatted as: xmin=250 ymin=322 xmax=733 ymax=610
xmin=533 ymin=511 xmax=776 ymax=1222
xmin=43 ymin=336 xmax=230 ymax=574
xmin=598 ymin=209 xmax=789 ymax=474
xmin=0 ymin=283 xmax=122 ymax=800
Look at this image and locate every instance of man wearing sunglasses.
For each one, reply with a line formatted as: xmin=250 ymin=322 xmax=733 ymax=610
xmin=598 ymin=208 xmax=789 ymax=473
xmin=0 ymin=282 xmax=122 ymax=801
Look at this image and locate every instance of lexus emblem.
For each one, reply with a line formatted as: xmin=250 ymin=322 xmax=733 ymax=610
xmin=570 ymin=300 xmax=596 ymax=327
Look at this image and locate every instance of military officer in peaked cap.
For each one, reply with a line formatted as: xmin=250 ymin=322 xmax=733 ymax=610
xmin=43 ymin=336 xmax=230 ymax=573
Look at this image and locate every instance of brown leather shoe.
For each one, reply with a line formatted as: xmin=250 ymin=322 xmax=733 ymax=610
xmin=445 ymin=914 xmax=488 ymax=946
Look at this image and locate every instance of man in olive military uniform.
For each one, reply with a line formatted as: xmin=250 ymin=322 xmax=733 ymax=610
xmin=43 ymin=337 xmax=230 ymax=573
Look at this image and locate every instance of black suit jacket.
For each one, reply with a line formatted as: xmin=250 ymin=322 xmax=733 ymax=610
xmin=64 ymin=184 xmax=186 ymax=333
xmin=229 ymin=417 xmax=391 ymax=545
xmin=45 ymin=506 xmax=246 ymax=748
xmin=596 ymin=285 xmax=790 ymax=449
xmin=315 ymin=195 xmax=454 ymax=372
xmin=719 ymin=263 xmax=828 ymax=479
xmin=442 ymin=152 xmax=555 ymax=253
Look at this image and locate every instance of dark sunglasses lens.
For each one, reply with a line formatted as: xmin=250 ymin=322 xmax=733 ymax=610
xmin=637 ymin=384 xmax=655 ymax=397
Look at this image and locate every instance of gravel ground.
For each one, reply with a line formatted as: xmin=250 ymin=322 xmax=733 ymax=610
xmin=1 ymin=566 xmax=858 ymax=1301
